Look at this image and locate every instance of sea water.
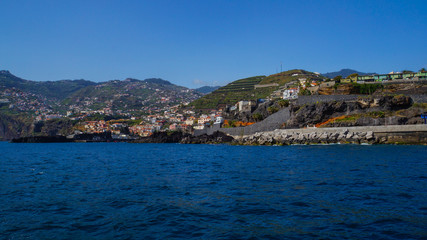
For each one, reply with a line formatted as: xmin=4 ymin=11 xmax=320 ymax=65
xmin=0 ymin=142 xmax=426 ymax=239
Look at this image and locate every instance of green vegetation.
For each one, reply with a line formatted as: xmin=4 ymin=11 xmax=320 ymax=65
xmin=267 ymin=106 xmax=279 ymax=114
xmin=0 ymin=71 xmax=95 ymax=100
xmin=259 ymin=69 xmax=324 ymax=85
xmin=412 ymin=102 xmax=427 ymax=110
xmin=82 ymin=114 xmax=130 ymax=121
xmin=190 ymin=70 xmax=325 ymax=109
xmin=190 ymin=76 xmax=273 ymax=109
xmin=277 ymin=99 xmax=290 ymax=108
xmin=252 ymin=113 xmax=264 ymax=121
xmin=334 ymin=115 xmax=359 ymax=122
xmin=0 ymin=111 xmax=34 ymax=139
xmin=366 ymin=111 xmax=386 ymax=118
xmin=351 ymin=83 xmax=383 ymax=94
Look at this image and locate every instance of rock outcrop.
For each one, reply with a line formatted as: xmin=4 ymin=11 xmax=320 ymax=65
xmin=134 ymin=131 xmax=234 ymax=144
xmin=285 ymin=95 xmax=415 ymax=129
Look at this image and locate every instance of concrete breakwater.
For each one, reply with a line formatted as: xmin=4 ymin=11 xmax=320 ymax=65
xmin=233 ymin=124 xmax=427 ymax=145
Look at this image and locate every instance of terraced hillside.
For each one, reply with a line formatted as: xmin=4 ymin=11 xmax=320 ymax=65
xmin=190 ymin=76 xmax=278 ymax=109
xmin=190 ymin=69 xmax=326 ymax=110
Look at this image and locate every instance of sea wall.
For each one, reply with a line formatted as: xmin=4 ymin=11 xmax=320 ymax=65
xmin=233 ymin=124 xmax=427 ymax=145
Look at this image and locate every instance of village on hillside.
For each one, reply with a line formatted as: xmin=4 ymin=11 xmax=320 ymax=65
xmin=1 ymin=69 xmax=426 ymax=140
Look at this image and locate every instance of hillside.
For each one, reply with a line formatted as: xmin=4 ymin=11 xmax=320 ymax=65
xmin=322 ymin=69 xmax=376 ymax=78
xmin=0 ymin=70 xmax=96 ymax=100
xmin=190 ymin=76 xmax=269 ymax=109
xmin=259 ymin=69 xmax=324 ymax=85
xmin=63 ymin=78 xmax=202 ymax=112
xmin=0 ymin=70 xmax=202 ymax=115
xmin=190 ymin=69 xmax=325 ymax=109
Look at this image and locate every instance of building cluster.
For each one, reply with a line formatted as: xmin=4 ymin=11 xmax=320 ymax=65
xmin=0 ymin=87 xmax=56 ymax=115
xmin=70 ymin=107 xmax=224 ymax=138
xmin=341 ymin=71 xmax=427 ymax=83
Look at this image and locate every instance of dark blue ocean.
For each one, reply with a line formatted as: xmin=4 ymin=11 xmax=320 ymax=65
xmin=0 ymin=142 xmax=426 ymax=239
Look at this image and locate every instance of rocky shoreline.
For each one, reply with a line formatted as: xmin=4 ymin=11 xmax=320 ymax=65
xmin=10 ymin=124 xmax=427 ymax=145
xmin=232 ymin=124 xmax=427 ymax=145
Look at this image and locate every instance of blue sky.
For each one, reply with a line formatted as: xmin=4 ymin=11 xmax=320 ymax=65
xmin=1 ymin=0 xmax=426 ymax=88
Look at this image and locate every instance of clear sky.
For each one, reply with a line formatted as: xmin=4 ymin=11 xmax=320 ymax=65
xmin=1 ymin=0 xmax=426 ymax=88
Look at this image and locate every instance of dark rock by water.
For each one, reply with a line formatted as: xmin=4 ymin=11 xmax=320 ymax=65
xmin=134 ymin=131 xmax=234 ymax=144
xmin=11 ymin=136 xmax=72 ymax=143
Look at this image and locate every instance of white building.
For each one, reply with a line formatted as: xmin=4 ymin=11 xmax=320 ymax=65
xmin=214 ymin=117 xmax=224 ymax=124
xmin=283 ymin=88 xmax=299 ymax=100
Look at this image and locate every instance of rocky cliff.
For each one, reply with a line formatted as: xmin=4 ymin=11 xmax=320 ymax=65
xmin=285 ymin=95 xmax=417 ymax=129
xmin=0 ymin=113 xmax=33 ymax=140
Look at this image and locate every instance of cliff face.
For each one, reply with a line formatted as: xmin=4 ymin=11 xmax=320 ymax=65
xmin=0 ymin=113 xmax=34 ymax=140
xmin=285 ymin=95 xmax=417 ymax=129
xmin=0 ymin=114 xmax=75 ymax=140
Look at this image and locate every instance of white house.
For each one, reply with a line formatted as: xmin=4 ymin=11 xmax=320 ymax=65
xmin=214 ymin=116 xmax=224 ymax=124
xmin=283 ymin=88 xmax=299 ymax=100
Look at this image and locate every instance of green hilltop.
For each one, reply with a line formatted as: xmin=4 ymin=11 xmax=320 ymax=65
xmin=190 ymin=76 xmax=268 ymax=109
xmin=259 ymin=69 xmax=323 ymax=85
xmin=190 ymin=69 xmax=324 ymax=109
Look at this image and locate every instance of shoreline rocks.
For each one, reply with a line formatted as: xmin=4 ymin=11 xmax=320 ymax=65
xmin=233 ymin=125 xmax=427 ymax=145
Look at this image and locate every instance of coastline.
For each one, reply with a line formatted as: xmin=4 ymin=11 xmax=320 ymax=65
xmin=231 ymin=124 xmax=427 ymax=145
xmin=8 ymin=124 xmax=427 ymax=145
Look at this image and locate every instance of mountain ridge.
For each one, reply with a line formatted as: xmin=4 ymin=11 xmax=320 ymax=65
xmin=0 ymin=70 xmax=202 ymax=114
xmin=322 ymin=69 xmax=377 ymax=78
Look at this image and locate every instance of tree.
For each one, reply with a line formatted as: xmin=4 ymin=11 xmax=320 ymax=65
xmin=420 ymin=68 xmax=427 ymax=73
xmin=333 ymin=75 xmax=343 ymax=82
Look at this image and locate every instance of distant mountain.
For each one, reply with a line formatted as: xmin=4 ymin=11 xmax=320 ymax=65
xmin=194 ymin=86 xmax=221 ymax=94
xmin=0 ymin=70 xmax=96 ymax=100
xmin=322 ymin=69 xmax=376 ymax=79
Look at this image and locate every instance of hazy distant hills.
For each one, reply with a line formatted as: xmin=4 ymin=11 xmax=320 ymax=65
xmin=322 ymin=69 xmax=377 ymax=78
xmin=194 ymin=86 xmax=221 ymax=94
xmin=0 ymin=70 xmax=202 ymax=113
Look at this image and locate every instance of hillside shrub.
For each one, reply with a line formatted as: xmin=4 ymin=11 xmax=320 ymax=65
xmin=252 ymin=113 xmax=264 ymax=121
xmin=267 ymin=106 xmax=279 ymax=114
xmin=352 ymin=83 xmax=383 ymax=94
xmin=277 ymin=99 xmax=290 ymax=108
